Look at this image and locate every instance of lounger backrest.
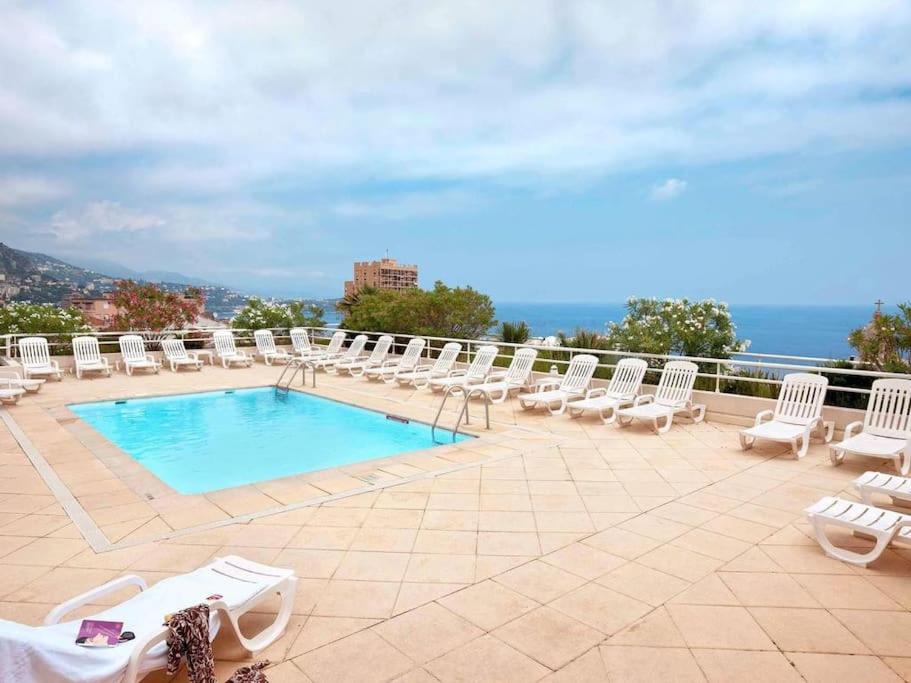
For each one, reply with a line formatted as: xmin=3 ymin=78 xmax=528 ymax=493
xmin=466 ymin=345 xmax=499 ymax=379
xmin=654 ymin=360 xmax=699 ymax=407
xmin=367 ymin=335 xmax=394 ymax=363
xmin=343 ymin=335 xmax=368 ymax=359
xmin=214 ymin=330 xmax=238 ymax=356
xmin=504 ymin=348 xmax=538 ymax=385
xmin=254 ymin=329 xmax=277 ymax=354
xmin=559 ymin=354 xmax=599 ymax=392
xmin=325 ymin=331 xmax=346 ymax=355
xmin=161 ymin=338 xmax=188 ymax=361
xmin=432 ymin=342 xmax=463 ymax=373
xmin=863 ymin=378 xmax=911 ymax=439
xmin=399 ymin=338 xmax=427 ymax=370
xmin=73 ymin=336 xmax=102 ymax=364
xmin=606 ymin=358 xmax=648 ymax=400
xmin=18 ymin=337 xmax=51 ymax=368
xmin=773 ymin=372 xmax=828 ymax=426
xmin=290 ymin=328 xmax=311 ymax=354
xmin=118 ymin=335 xmax=147 ymax=361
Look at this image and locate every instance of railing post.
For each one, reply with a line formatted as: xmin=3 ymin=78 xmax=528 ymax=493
xmin=715 ymin=361 xmax=721 ymax=393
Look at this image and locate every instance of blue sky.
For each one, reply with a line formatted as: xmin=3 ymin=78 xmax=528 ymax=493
xmin=1 ymin=1 xmax=910 ymax=304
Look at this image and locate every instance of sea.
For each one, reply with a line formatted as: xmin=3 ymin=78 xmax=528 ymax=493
xmin=325 ymin=302 xmax=884 ymax=360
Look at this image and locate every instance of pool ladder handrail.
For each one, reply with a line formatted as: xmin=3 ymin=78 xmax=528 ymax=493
xmin=431 ymin=384 xmax=490 ymax=443
xmin=275 ymin=357 xmax=316 ymax=394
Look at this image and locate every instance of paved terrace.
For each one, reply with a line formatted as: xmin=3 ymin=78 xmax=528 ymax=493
xmin=1 ymin=363 xmax=910 ymax=682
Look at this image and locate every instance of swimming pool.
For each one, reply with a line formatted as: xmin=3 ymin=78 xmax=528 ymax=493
xmin=69 ymin=387 xmax=468 ymax=494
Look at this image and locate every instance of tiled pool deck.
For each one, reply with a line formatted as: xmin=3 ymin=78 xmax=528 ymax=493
xmin=1 ymin=363 xmax=910 ymax=682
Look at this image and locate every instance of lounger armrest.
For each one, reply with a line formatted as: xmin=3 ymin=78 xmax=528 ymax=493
xmin=486 ymin=371 xmax=508 ymax=382
xmin=753 ymin=410 xmax=774 ymax=428
xmin=535 ymin=378 xmax=561 ymax=392
xmin=633 ymin=394 xmax=654 ymax=406
xmin=186 ymin=351 xmax=200 ymax=361
xmin=44 ymin=575 xmax=148 ymax=625
xmin=50 ymin=359 xmax=60 ymax=371
xmin=124 ymin=626 xmax=169 ymax=683
xmin=448 ymin=369 xmax=468 ymax=377
xmin=843 ymin=420 xmax=863 ymax=440
xmin=585 ymin=387 xmax=607 ymax=399
xmin=380 ymin=359 xmax=400 ymax=368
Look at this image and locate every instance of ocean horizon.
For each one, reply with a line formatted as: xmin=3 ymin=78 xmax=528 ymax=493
xmin=327 ymin=301 xmax=887 ymax=359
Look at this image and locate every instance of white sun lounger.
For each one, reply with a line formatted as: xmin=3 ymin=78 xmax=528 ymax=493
xmin=213 ymin=330 xmax=253 ymax=368
xmin=298 ymin=330 xmax=347 ymax=362
xmin=739 ymin=372 xmax=832 ymax=458
xmin=854 ymin=471 xmax=911 ymax=507
xmin=161 ymin=339 xmax=204 ymax=372
xmin=72 ymin=336 xmax=112 ymax=379
xmin=364 ymin=338 xmax=427 ymax=382
xmin=518 ymin=354 xmax=599 ymax=415
xmin=313 ymin=334 xmax=368 ymax=370
xmin=0 ymin=555 xmax=297 ymax=683
xmin=458 ymin=347 xmax=539 ymax=404
xmin=18 ymin=337 xmax=62 ymax=381
xmin=336 ymin=335 xmax=393 ymax=376
xmin=428 ymin=345 xmax=499 ymax=392
xmin=118 ymin=335 xmax=161 ymax=376
xmin=254 ymin=329 xmax=294 ymax=366
xmin=805 ymin=496 xmax=911 ymax=567
xmin=396 ymin=342 xmax=463 ymax=388
xmin=0 ymin=368 xmax=44 ymax=393
xmin=567 ymin=358 xmax=648 ymax=424
xmin=290 ymin=327 xmax=313 ymax=356
xmin=0 ymin=378 xmax=25 ymax=404
xmin=830 ymin=378 xmax=911 ymax=475
xmin=616 ymin=360 xmax=705 ymax=433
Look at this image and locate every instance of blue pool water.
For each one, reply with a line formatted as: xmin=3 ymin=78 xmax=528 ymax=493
xmin=69 ymin=387 xmax=467 ymax=494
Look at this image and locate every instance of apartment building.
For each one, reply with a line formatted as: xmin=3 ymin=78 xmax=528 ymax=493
xmin=344 ymin=257 xmax=418 ymax=297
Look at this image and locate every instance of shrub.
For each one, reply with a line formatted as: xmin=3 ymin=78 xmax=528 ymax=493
xmin=110 ymin=280 xmax=203 ymax=332
xmin=848 ymin=304 xmax=911 ymax=372
xmin=232 ymin=298 xmax=325 ymax=331
xmin=499 ymin=321 xmax=530 ymax=345
xmin=0 ymin=302 xmax=91 ymax=355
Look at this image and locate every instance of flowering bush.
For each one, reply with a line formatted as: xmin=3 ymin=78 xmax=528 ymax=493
xmin=0 ymin=302 xmax=91 ymax=336
xmin=110 ymin=280 xmax=204 ymax=332
xmin=605 ymin=297 xmax=747 ymax=359
xmin=232 ymin=298 xmax=325 ymax=331
xmin=848 ymin=304 xmax=911 ymax=372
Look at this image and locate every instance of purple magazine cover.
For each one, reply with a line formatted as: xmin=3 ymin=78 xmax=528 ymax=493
xmin=75 ymin=619 xmax=123 ymax=647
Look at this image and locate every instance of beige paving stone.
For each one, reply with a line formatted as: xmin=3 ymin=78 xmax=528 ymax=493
xmin=312 ymin=580 xmax=400 ymax=619
xmin=439 ymin=580 xmax=539 ymax=631
xmin=749 ymin=607 xmax=871 ymax=654
xmin=0 ymin=537 xmax=88 ymax=566
xmin=0 ymin=564 xmax=50 ymax=600
xmin=393 ymin=582 xmax=466 ymax=615
xmin=581 ymin=527 xmax=663 ymax=559
xmin=667 ymin=604 xmax=776 ymax=650
xmin=373 ymin=602 xmax=483 ymax=664
xmin=793 ymin=574 xmax=903 ymax=610
xmin=493 ymin=606 xmax=604 ymax=670
xmin=636 ymin=545 xmax=723 ymax=582
xmin=413 ymin=529 xmax=477 ymax=554
xmin=540 ymin=647 xmax=606 ymax=682
xmin=721 ymin=546 xmax=784 ymax=572
xmin=420 ymin=510 xmax=477 ymax=531
xmin=287 ymin=525 xmax=357 ymax=550
xmin=608 ymin=606 xmax=687 ymax=647
xmin=333 ymin=551 xmax=410 ymax=582
xmin=831 ymin=609 xmax=911 ymax=657
xmin=550 ymin=583 xmax=651 ymax=635
xmin=719 ymin=572 xmax=820 ymax=608
xmin=405 ymin=553 xmax=476 ymax=584
xmin=692 ymin=649 xmax=803 ymax=682
xmin=867 ymin=575 xmax=911 ymax=610
xmin=273 ymin=549 xmax=345 ymax=579
xmin=296 ymin=629 xmax=413 ymax=683
xmin=425 ymin=634 xmax=550 ymax=683
xmin=669 ymin=574 xmax=741 ymax=606
xmin=882 ymin=657 xmax=911 ymax=680
xmin=596 ymin=562 xmax=691 ymax=606
xmin=600 ymin=645 xmax=706 ymax=682
xmin=494 ymin=559 xmax=587 ymax=603
xmin=349 ymin=527 xmax=418 ymax=553
xmin=542 ymin=542 xmax=626 ymax=580
xmin=362 ymin=508 xmax=424 ymax=529
xmin=477 ymin=531 xmax=540 ymax=556
xmin=787 ymin=652 xmax=903 ymax=683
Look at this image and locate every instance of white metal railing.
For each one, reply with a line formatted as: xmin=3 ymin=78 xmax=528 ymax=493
xmin=2 ymin=326 xmax=909 ymax=403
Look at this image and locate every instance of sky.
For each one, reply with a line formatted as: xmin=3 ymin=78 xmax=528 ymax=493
xmin=1 ymin=0 xmax=910 ymax=304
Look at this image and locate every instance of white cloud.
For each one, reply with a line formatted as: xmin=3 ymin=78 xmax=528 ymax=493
xmin=650 ymin=178 xmax=688 ymax=201
xmin=333 ymin=190 xmax=478 ymax=221
xmin=0 ymin=176 xmax=70 ymax=207
xmin=50 ymin=201 xmax=163 ymax=240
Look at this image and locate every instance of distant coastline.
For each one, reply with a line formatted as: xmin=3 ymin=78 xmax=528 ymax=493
xmin=327 ymin=301 xmax=886 ymax=359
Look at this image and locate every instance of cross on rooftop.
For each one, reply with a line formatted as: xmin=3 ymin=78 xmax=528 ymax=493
xmin=875 ymin=298 xmax=885 ymax=313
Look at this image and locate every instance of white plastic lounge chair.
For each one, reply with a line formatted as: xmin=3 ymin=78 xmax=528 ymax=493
xmin=0 ymin=378 xmax=25 ymax=404
xmin=118 ymin=335 xmax=161 ymax=376
xmin=854 ymin=471 xmax=911 ymax=507
xmin=161 ymin=339 xmax=204 ymax=372
xmin=213 ymin=330 xmax=253 ymax=368
xmin=254 ymin=329 xmax=294 ymax=366
xmin=518 ymin=354 xmax=599 ymax=415
xmin=337 ymin=335 xmax=393 ymax=376
xmin=830 ymin=378 xmax=911 ymax=475
xmin=616 ymin=360 xmax=705 ymax=433
xmin=18 ymin=337 xmax=62 ymax=381
xmin=805 ymin=496 xmax=911 ymax=567
xmin=0 ymin=368 xmax=44 ymax=393
xmin=428 ymin=345 xmax=499 ymax=392
xmin=313 ymin=334 xmax=368 ymax=370
xmin=567 ymin=358 xmax=649 ymax=424
xmin=0 ymin=555 xmax=297 ymax=683
xmin=299 ymin=330 xmax=347 ymax=362
xmin=458 ymin=348 xmax=539 ymax=404
xmin=739 ymin=372 xmax=833 ymax=458
xmin=364 ymin=338 xmax=427 ymax=382
xmin=289 ymin=327 xmax=312 ymax=356
xmin=395 ymin=342 xmax=463 ymax=388
xmin=73 ymin=336 xmax=112 ymax=379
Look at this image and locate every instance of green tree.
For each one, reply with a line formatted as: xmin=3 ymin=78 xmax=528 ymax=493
xmin=848 ymin=304 xmax=911 ymax=372
xmin=110 ymin=280 xmax=204 ymax=332
xmin=499 ymin=321 xmax=531 ymax=344
xmin=0 ymin=302 xmax=91 ymax=355
xmin=604 ymin=297 xmax=746 ymax=358
xmin=341 ymin=281 xmax=495 ymax=339
xmin=335 ymin=286 xmax=376 ymax=316
xmin=232 ymin=297 xmax=326 ymax=331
